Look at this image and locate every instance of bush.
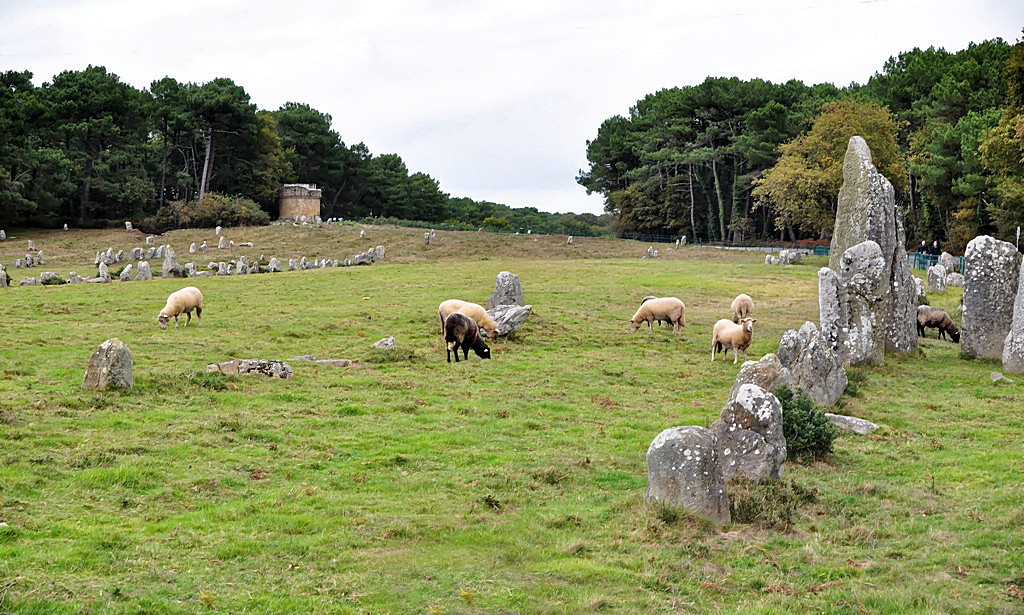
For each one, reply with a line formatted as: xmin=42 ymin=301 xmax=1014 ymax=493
xmin=773 ymin=384 xmax=837 ymax=461
xmin=729 ymin=478 xmax=818 ymax=528
xmin=41 ymin=275 xmax=67 ymax=285
xmin=139 ymin=193 xmax=270 ymax=233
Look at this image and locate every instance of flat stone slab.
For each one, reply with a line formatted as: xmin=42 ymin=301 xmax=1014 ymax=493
xmin=206 ymin=359 xmax=293 ymax=378
xmin=289 ymin=355 xmax=357 ymax=367
xmin=824 ymin=413 xmax=879 ymax=435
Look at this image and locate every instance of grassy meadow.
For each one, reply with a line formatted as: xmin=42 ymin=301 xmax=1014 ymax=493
xmin=0 ymin=224 xmax=1021 ymax=614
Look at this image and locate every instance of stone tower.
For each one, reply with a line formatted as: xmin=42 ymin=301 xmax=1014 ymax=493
xmin=279 ymin=184 xmax=321 ymax=220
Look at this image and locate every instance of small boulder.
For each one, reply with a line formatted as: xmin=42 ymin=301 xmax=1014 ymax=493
xmin=82 ymin=339 xmax=134 ymax=390
xmin=486 ymin=304 xmax=532 ymax=337
xmin=372 ymin=336 xmax=397 ymax=350
xmin=824 ymin=413 xmax=879 ymax=435
xmin=206 ymin=359 xmax=293 ymax=378
xmin=927 ymin=264 xmax=947 ymax=294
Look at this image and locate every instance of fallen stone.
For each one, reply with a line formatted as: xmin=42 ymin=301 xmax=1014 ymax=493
xmin=991 ymin=371 xmax=1014 ymax=384
xmin=206 ymin=359 xmax=293 ymax=378
xmin=371 ymin=336 xmax=397 ymax=350
xmin=289 ymin=355 xmax=356 ymax=367
xmin=486 ymin=304 xmax=532 ymax=337
xmin=824 ymin=413 xmax=879 ymax=435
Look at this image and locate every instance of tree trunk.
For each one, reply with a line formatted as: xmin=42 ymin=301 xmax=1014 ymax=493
xmin=688 ymin=163 xmax=696 ymax=239
xmin=712 ymin=157 xmax=726 ymax=242
xmin=199 ymin=130 xmax=214 ymax=200
xmin=80 ymin=157 xmax=94 ymax=221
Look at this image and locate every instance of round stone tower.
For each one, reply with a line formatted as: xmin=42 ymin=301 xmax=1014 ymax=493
xmin=279 ymin=184 xmax=322 ymax=220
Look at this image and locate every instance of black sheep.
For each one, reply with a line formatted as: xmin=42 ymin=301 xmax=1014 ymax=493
xmin=916 ymin=305 xmax=960 ymax=342
xmin=443 ymin=312 xmax=492 ymax=363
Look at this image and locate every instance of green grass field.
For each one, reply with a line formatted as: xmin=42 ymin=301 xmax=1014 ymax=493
xmin=1 ymin=225 xmax=1021 ymax=614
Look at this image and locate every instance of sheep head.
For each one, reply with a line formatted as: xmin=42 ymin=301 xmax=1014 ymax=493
xmin=158 ymin=313 xmax=170 ymax=329
xmin=741 ymin=317 xmax=756 ymax=332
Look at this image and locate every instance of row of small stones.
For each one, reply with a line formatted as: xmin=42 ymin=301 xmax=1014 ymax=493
xmin=4 ymin=247 xmax=387 ymax=286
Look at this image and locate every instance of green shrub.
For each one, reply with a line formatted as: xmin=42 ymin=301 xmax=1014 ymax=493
xmin=773 ymin=384 xmax=837 ymax=461
xmin=41 ymin=275 xmax=67 ymax=285
xmin=729 ymin=478 xmax=818 ymax=528
xmin=139 ymin=193 xmax=270 ymax=233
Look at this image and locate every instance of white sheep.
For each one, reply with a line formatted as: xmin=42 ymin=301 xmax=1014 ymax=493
xmin=711 ymin=317 xmax=756 ymax=363
xmin=438 ymin=299 xmax=498 ymax=340
xmin=158 ymin=286 xmax=203 ymax=329
xmin=630 ymin=297 xmax=685 ymax=334
xmin=730 ymin=293 xmax=754 ymax=323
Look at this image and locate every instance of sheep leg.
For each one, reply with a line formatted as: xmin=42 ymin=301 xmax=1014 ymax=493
xmin=196 ymin=305 xmax=202 ymax=326
xmin=173 ymin=314 xmax=179 ymax=328
xmin=463 ymin=344 xmax=470 ymax=361
xmin=447 ymin=347 xmax=452 ymax=363
xmin=711 ymin=338 xmax=717 ymax=362
xmin=184 ymin=310 xmax=191 ymax=327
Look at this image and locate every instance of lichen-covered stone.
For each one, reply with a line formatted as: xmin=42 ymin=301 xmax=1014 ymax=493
xmin=486 ymin=304 xmax=532 ymax=337
xmin=206 ymin=359 xmax=293 ymax=378
xmin=927 ymin=264 xmax=946 ymax=294
xmin=962 ymin=235 xmax=1021 ymax=359
xmin=711 ymin=384 xmax=786 ymax=482
xmin=1002 ymin=257 xmax=1024 ymax=373
xmin=487 ymin=271 xmax=525 ymax=308
xmin=645 ymin=426 xmax=730 ymax=525
xmin=82 ymin=339 xmax=134 ymax=390
xmin=840 ymin=240 xmax=886 ymax=366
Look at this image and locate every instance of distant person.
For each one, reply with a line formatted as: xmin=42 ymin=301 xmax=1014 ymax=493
xmin=917 ymin=240 xmax=927 ymax=253
xmin=928 ymin=240 xmax=941 ymax=256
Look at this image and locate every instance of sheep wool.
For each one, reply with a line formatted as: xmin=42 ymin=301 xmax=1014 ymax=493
xmin=438 ymin=299 xmax=499 ymax=340
xmin=158 ymin=286 xmax=204 ymax=329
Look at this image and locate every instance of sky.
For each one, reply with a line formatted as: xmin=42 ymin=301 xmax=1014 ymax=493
xmin=1 ymin=1 xmax=1022 ymax=215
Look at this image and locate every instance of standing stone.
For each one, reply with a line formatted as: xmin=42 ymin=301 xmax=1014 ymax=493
xmin=299 ymin=256 xmax=308 ymax=269
xmin=828 ymin=136 xmax=917 ymax=354
xmin=939 ymin=251 xmax=956 ymax=273
xmin=217 ymin=262 xmax=230 ymax=276
xmin=962 ymin=235 xmax=1022 ymax=359
xmin=423 ymin=231 xmax=431 ymax=245
xmin=130 ymin=247 xmax=143 ymax=260
xmin=145 ymin=235 xmax=154 ymax=245
xmin=82 ymin=339 xmax=133 ymax=391
xmin=772 ymin=321 xmax=847 ymax=406
xmin=119 ymin=263 xmax=133 ymax=282
xmin=68 ymin=272 xmax=82 ymax=284
xmin=927 ymin=264 xmax=947 ymax=294
xmin=229 ymin=240 xmax=235 ymax=248
xmin=567 ymin=236 xmax=573 ymax=245
xmin=184 ymin=261 xmax=197 ymax=276
xmin=125 ymin=221 xmax=133 ymax=231
xmin=98 ymin=262 xmax=111 ymax=282
xmin=645 ymin=426 xmax=730 ymax=525
xmin=236 ymin=256 xmax=249 ymax=275
xmin=914 ymin=277 xmax=927 ymax=303
xmin=35 ymin=250 xmax=44 ymax=264
xmin=135 ymin=261 xmax=152 ymax=281
xmin=199 ymin=240 xmax=208 ymax=254
xmin=818 ymin=267 xmax=849 ymax=360
xmin=840 ymin=240 xmax=887 ymax=366
xmin=288 ymin=259 xmax=297 ymax=271
xmin=711 ymin=384 xmax=786 ymax=482
xmin=189 ymin=242 xmax=196 ymax=254
xmin=360 ymin=229 xmax=366 ymax=238
xmin=0 ymin=230 xmax=5 ymax=241
xmin=487 ymin=271 xmax=525 ymax=309
xmin=161 ymin=255 xmax=183 ymax=279
xmin=115 ymin=250 xmax=124 ymax=262
xmin=946 ymin=272 xmax=965 ymax=288
xmin=218 ymin=236 xmax=226 ymax=249
xmin=14 ymin=259 xmax=24 ymax=269
xmin=267 ymin=257 xmax=281 ymax=272
xmin=27 ymin=240 xmax=35 ymax=251
xmin=0 ymin=264 xmax=6 ymax=289
xmin=145 ymin=247 xmax=156 ymax=260
xmin=155 ymin=245 xmax=165 ymax=259
xmin=24 ymin=254 xmax=34 ymax=267
xmin=374 ymin=245 xmax=385 ymax=259
xmin=215 ymin=226 xmax=222 ymax=235
xmin=63 ymin=223 xmax=68 ymax=231
xmin=1002 ymin=258 xmax=1024 ymax=372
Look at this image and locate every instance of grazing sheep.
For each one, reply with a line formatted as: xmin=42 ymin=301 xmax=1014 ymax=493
xmin=630 ymin=297 xmax=685 ymax=334
xmin=158 ymin=286 xmax=203 ymax=329
xmin=438 ymin=299 xmax=498 ymax=340
xmin=711 ymin=317 xmax=756 ymax=364
xmin=638 ymin=295 xmax=667 ymax=328
xmin=443 ymin=312 xmax=492 ymax=363
xmin=730 ymin=293 xmax=753 ymax=323
xmin=916 ymin=305 xmax=960 ymax=342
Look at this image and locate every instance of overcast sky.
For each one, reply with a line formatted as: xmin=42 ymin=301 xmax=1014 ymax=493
xmin=1 ymin=1 xmax=1022 ymax=215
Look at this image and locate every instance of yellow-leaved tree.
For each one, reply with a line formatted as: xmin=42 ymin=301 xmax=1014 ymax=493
xmin=753 ymin=100 xmax=906 ymax=238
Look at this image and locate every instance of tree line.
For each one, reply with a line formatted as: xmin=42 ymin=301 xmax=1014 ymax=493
xmin=578 ymin=37 xmax=1024 ymax=252
xmin=0 ymin=67 xmax=611 ymax=236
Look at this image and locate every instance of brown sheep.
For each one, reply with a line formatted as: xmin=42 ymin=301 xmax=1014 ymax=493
xmin=917 ymin=305 xmax=960 ymax=342
xmin=443 ymin=312 xmax=492 ymax=363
